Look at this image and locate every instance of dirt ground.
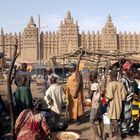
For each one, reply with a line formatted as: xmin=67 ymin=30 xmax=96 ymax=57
xmin=67 ymin=115 xmax=140 ymax=140
xmin=0 ymin=79 xmax=140 ymax=140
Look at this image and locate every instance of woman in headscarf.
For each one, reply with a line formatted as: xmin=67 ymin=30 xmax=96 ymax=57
xmin=15 ymin=99 xmax=51 ymax=140
xmin=66 ymin=63 xmax=84 ymax=123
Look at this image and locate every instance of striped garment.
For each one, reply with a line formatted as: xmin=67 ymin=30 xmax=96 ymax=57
xmin=131 ymin=99 xmax=140 ymax=121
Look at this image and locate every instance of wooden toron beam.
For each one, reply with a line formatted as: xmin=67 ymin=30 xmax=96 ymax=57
xmin=7 ymin=43 xmax=20 ymax=140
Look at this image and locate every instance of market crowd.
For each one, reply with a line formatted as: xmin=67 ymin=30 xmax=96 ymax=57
xmin=0 ymin=61 xmax=140 ymax=140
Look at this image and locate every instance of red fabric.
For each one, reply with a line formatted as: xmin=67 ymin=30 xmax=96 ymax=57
xmin=15 ymin=109 xmax=50 ymax=140
xmin=122 ymin=61 xmax=132 ymax=71
xmin=30 ymin=120 xmax=38 ymax=133
xmin=101 ymin=97 xmax=107 ymax=105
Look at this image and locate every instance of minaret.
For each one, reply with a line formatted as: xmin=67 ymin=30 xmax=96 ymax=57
xmin=64 ymin=11 xmax=73 ymax=24
xmin=22 ymin=16 xmax=38 ymax=62
xmin=76 ymin=20 xmax=78 ymax=26
xmin=27 ymin=16 xmax=36 ymax=28
xmin=103 ymin=14 xmax=114 ymax=29
xmin=0 ymin=28 xmax=4 ymax=53
xmin=66 ymin=11 xmax=72 ymax=19
xmin=59 ymin=11 xmax=79 ymax=55
xmin=101 ymin=14 xmax=117 ymax=50
xmin=1 ymin=28 xmax=3 ymax=34
xmin=107 ymin=14 xmax=112 ymax=22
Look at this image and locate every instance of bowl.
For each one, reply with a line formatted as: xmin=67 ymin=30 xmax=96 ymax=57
xmin=57 ymin=131 xmax=80 ymax=140
xmin=84 ymin=98 xmax=92 ymax=107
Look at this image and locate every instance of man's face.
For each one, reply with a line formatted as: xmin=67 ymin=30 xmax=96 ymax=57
xmin=47 ymin=69 xmax=52 ymax=75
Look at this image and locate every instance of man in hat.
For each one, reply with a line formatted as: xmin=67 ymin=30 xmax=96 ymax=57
xmin=44 ymin=67 xmax=60 ymax=90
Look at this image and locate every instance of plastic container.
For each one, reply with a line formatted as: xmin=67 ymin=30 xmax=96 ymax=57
xmin=103 ymin=113 xmax=110 ymax=124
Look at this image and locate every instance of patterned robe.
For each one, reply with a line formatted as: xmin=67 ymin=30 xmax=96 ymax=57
xmin=66 ymin=70 xmax=84 ymax=120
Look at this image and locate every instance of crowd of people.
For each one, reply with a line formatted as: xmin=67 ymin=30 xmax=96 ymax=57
xmin=88 ymin=61 xmax=140 ymax=140
xmin=0 ymin=61 xmax=140 ymax=140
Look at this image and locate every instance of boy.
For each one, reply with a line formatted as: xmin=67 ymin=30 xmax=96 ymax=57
xmin=89 ymin=71 xmax=103 ymax=140
xmin=106 ymin=70 xmax=126 ymax=139
xmin=15 ymin=75 xmax=33 ymax=115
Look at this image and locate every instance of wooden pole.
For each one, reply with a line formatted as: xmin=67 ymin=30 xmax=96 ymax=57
xmin=96 ymin=55 xmax=101 ymax=70
xmin=50 ymin=57 xmax=56 ymax=72
xmin=62 ymin=58 xmax=65 ymax=84
xmin=77 ymin=52 xmax=83 ymax=70
xmin=38 ymin=15 xmax=41 ymax=65
xmin=104 ymin=59 xmax=109 ymax=91
xmin=7 ymin=44 xmax=19 ymax=140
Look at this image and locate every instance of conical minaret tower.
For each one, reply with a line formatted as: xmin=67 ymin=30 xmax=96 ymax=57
xmin=59 ymin=11 xmax=79 ymax=54
xmin=21 ymin=16 xmax=38 ymax=62
xmin=101 ymin=14 xmax=117 ymax=50
xmin=27 ymin=16 xmax=36 ymax=28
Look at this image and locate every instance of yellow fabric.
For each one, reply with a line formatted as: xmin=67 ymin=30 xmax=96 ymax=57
xmin=132 ymin=110 xmax=139 ymax=115
xmin=66 ymin=71 xmax=84 ymax=120
xmin=131 ymin=100 xmax=140 ymax=120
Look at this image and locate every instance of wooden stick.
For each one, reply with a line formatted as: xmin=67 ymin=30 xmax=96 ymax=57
xmin=7 ymin=44 xmax=19 ymax=140
xmin=96 ymin=55 xmax=101 ymax=70
xmin=77 ymin=52 xmax=83 ymax=70
xmin=104 ymin=60 xmax=109 ymax=92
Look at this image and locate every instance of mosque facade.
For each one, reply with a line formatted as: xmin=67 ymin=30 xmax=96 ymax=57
xmin=0 ymin=11 xmax=140 ymax=63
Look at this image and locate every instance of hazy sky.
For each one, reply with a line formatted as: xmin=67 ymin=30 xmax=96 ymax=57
xmin=0 ymin=0 xmax=140 ymax=33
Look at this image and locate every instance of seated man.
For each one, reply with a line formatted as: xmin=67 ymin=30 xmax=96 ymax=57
xmin=15 ymin=100 xmax=51 ymax=140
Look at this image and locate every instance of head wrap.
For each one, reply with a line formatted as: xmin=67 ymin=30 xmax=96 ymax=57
xmin=50 ymin=74 xmax=58 ymax=83
xmin=46 ymin=67 xmax=52 ymax=71
xmin=122 ymin=61 xmax=132 ymax=71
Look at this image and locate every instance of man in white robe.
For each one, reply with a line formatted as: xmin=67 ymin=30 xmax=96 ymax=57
xmin=44 ymin=75 xmax=65 ymax=120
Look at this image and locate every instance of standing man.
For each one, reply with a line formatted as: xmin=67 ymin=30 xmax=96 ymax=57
xmin=14 ymin=63 xmax=31 ymax=87
xmin=89 ymin=71 xmax=103 ymax=140
xmin=44 ymin=75 xmax=65 ymax=121
xmin=106 ymin=70 xmax=126 ymax=139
